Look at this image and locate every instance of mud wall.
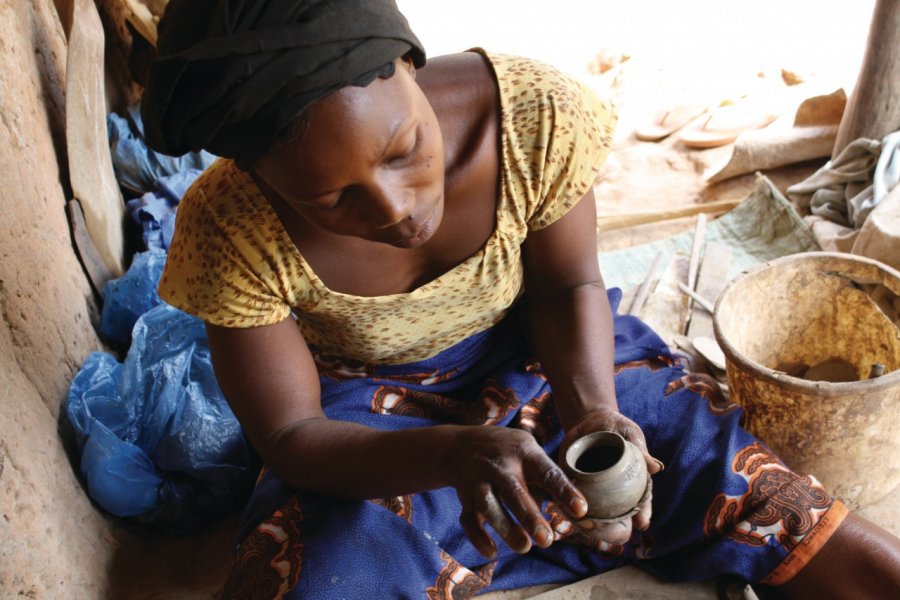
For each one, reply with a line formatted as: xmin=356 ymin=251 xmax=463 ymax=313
xmin=0 ymin=0 xmax=115 ymax=595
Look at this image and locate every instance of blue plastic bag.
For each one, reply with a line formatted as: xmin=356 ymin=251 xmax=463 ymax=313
xmin=107 ymin=103 xmax=216 ymax=197
xmin=125 ymin=169 xmax=205 ymax=252
xmin=66 ymin=304 xmax=258 ymax=531
xmin=99 ymin=250 xmax=167 ymax=347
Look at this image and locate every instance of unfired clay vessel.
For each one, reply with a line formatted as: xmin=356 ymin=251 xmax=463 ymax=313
xmin=563 ymin=431 xmax=650 ymax=520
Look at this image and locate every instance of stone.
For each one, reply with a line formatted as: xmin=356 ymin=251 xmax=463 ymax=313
xmin=0 ymin=0 xmax=113 ymax=595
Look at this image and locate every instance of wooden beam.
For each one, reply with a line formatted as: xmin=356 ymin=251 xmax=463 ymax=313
xmin=832 ymin=0 xmax=900 ymax=155
xmin=596 ymin=200 xmax=739 ymax=233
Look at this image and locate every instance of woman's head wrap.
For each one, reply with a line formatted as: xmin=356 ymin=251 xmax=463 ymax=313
xmin=141 ymin=0 xmax=426 ymax=169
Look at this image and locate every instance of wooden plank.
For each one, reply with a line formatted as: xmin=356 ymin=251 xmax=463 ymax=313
xmin=66 ymin=0 xmax=125 ymax=277
xmin=638 ymin=253 xmax=690 ymax=346
xmin=119 ymin=0 xmax=160 ymax=47
xmin=67 ymin=199 xmax=114 ymax=300
xmin=627 ymin=251 xmax=663 ymax=316
xmin=686 ymin=242 xmax=733 ymax=339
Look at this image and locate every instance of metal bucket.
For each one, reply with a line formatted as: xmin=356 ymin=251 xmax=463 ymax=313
xmin=714 ymin=252 xmax=900 ymax=508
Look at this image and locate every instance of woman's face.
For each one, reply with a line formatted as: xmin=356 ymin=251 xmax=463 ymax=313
xmin=253 ymin=58 xmax=445 ymax=249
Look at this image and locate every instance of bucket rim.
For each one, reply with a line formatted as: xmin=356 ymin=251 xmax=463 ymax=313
xmin=712 ymin=251 xmax=900 ymax=395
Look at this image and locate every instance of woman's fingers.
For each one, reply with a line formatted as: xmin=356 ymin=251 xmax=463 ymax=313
xmin=563 ymin=408 xmax=665 ymax=476
xmin=480 ymin=432 xmax=585 ymax=551
xmin=479 ymin=488 xmax=532 ymax=554
xmin=460 ymin=449 xmax=575 ymax=554
xmin=618 ymin=420 xmax=665 ymax=475
xmin=523 ymin=449 xmax=588 ymax=519
xmin=576 ymin=517 xmax=632 ymax=545
xmin=459 ymin=485 xmax=532 ymax=557
xmin=458 ymin=499 xmax=497 ymax=558
xmin=490 ymin=477 xmax=553 ymax=549
xmin=453 ymin=427 xmax=599 ymax=556
xmin=632 ymin=477 xmax=653 ymax=531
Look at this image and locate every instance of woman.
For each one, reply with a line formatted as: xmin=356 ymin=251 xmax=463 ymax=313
xmin=143 ymin=1 xmax=900 ymax=598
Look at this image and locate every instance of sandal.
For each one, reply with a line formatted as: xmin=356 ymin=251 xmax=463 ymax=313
xmin=635 ymin=104 xmax=708 ymax=142
xmin=678 ymin=103 xmax=777 ymax=148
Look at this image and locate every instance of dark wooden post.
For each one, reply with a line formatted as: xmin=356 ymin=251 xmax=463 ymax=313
xmin=832 ymin=0 xmax=900 ymax=156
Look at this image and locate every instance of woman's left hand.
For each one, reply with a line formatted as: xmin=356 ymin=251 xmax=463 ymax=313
xmin=557 ymin=406 xmax=664 ymax=545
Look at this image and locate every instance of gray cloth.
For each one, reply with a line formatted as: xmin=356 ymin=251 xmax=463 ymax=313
xmin=598 ymin=175 xmax=820 ymax=292
xmin=142 ymin=0 xmax=426 ymax=170
xmin=787 ymin=130 xmax=900 ymax=228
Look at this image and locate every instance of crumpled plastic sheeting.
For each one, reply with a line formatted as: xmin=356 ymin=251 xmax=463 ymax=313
xmin=66 ymin=304 xmax=258 ymax=531
xmin=100 ymin=250 xmax=166 ymax=347
xmin=788 ymin=130 xmax=900 ymax=228
xmin=125 ymin=169 xmax=204 ymax=252
xmin=108 ymin=102 xmax=216 ymax=198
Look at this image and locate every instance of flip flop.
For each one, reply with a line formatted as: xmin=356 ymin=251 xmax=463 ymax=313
xmin=635 ymin=104 xmax=708 ymax=142
xmin=678 ymin=103 xmax=778 ymax=148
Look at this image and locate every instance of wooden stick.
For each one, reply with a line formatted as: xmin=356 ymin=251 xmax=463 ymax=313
xmin=596 ymin=200 xmax=739 ymax=233
xmin=687 ymin=213 xmax=707 ymax=292
xmin=628 ymin=251 xmax=664 ymax=316
xmin=120 ymin=0 xmax=159 ymax=46
xmin=677 ymin=281 xmax=715 ymax=313
xmin=682 ymin=214 xmax=707 ymax=334
xmin=686 ymin=241 xmax=732 ymax=339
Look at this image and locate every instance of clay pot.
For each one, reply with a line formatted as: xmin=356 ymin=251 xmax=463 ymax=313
xmin=562 ymin=431 xmax=649 ymax=520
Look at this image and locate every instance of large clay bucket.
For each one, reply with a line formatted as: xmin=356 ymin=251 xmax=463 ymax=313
xmin=714 ymin=252 xmax=900 ymax=509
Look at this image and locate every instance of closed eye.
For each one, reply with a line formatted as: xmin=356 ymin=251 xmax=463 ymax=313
xmin=306 ymin=191 xmax=343 ymax=211
xmin=387 ymin=131 xmax=420 ymax=166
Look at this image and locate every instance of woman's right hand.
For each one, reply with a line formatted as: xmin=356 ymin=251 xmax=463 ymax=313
xmin=443 ymin=426 xmax=588 ymax=558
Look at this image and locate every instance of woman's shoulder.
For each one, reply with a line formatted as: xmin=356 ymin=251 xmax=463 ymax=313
xmin=182 ymin=158 xmax=265 ymax=218
xmin=420 ymin=49 xmax=591 ymax=97
xmin=473 ymin=49 xmax=566 ymax=82
xmin=417 ymin=52 xmax=498 ymax=160
xmin=418 ymin=49 xmax=605 ymax=119
xmin=173 ymin=158 xmax=293 ymax=280
xmin=478 ymin=50 xmax=615 ymax=127
xmin=161 ymin=157 xmax=301 ymax=328
xmin=473 ymin=50 xmax=617 ymax=232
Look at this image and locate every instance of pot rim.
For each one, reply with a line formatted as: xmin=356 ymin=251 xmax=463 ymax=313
xmin=713 ymin=251 xmax=900 ymax=396
xmin=565 ymin=431 xmax=627 ymax=475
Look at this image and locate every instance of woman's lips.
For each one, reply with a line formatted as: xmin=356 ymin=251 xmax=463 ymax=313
xmin=391 ymin=209 xmax=437 ymax=249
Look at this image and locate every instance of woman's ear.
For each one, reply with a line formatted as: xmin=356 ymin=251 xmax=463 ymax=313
xmin=402 ymin=55 xmax=416 ymax=78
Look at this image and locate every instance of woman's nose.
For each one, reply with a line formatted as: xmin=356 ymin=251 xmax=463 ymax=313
xmin=367 ymin=181 xmax=414 ymax=227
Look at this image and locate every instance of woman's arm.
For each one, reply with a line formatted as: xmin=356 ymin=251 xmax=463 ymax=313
xmin=523 ymin=188 xmax=663 ymax=540
xmin=207 ymin=318 xmax=453 ymax=497
xmin=522 ymin=188 xmax=617 ymax=430
xmin=205 ymin=317 xmax=587 ymax=556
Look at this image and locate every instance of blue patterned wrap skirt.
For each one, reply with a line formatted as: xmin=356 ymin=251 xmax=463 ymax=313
xmin=223 ymin=289 xmax=846 ymax=599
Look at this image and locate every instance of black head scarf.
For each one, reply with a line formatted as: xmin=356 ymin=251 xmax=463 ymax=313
xmin=141 ymin=0 xmax=426 ymax=169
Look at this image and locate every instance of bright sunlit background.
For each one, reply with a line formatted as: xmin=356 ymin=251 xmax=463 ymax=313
xmin=396 ymin=0 xmax=875 ymax=100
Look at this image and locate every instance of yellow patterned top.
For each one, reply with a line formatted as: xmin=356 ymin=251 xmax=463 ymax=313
xmin=158 ymin=49 xmax=616 ymax=364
